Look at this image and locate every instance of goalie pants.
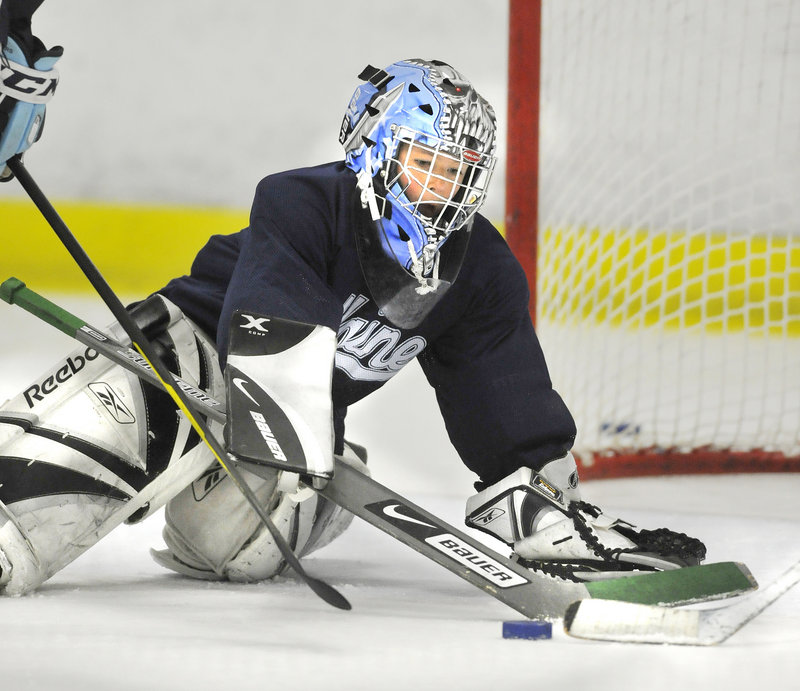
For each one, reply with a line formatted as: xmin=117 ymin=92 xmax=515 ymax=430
xmin=0 ymin=296 xmax=354 ymax=595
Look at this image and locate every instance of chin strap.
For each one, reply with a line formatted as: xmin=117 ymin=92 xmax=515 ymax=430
xmin=356 ymin=149 xmax=381 ymax=221
xmin=407 ymin=239 xmax=441 ymax=294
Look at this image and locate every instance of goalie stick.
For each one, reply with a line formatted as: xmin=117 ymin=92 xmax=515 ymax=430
xmin=1 ymin=277 xmax=759 ymax=620
xmin=4 ymin=156 xmax=350 ymax=612
xmin=564 ymin=557 xmax=800 ymax=645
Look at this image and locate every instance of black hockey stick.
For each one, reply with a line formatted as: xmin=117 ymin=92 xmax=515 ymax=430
xmin=5 ymin=155 xmax=350 ymax=611
xmin=0 ymin=277 xmax=759 ymax=619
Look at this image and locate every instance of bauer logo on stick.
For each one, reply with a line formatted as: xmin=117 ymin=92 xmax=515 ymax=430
xmin=366 ymin=500 xmax=527 ymax=588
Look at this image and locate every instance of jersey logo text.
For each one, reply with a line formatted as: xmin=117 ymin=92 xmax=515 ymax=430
xmin=336 ymin=294 xmax=426 ymax=382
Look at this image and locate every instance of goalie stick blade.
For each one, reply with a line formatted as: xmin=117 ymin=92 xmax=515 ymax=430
xmin=584 ymin=561 xmax=756 ymax=607
xmin=564 ymin=599 xmax=707 ymax=645
xmin=565 ymin=558 xmax=800 ymax=645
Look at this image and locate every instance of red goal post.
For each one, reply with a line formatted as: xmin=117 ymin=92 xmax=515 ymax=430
xmin=505 ymin=0 xmax=800 ymax=479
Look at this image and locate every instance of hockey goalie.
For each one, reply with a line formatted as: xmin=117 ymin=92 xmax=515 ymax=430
xmin=0 ymin=54 xmax=706 ymax=596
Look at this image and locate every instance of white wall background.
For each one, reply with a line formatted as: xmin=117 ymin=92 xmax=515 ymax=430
xmin=0 ymin=0 xmax=509 ymax=220
xmin=1 ymin=0 xmax=511 ymax=495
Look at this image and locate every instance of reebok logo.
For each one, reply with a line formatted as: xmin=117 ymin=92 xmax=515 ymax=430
xmin=89 ymin=382 xmax=135 ymax=424
xmin=470 ymin=507 xmax=506 ymax=526
xmin=192 ymin=466 xmax=225 ymax=501
xmin=24 ymin=347 xmax=100 ymax=408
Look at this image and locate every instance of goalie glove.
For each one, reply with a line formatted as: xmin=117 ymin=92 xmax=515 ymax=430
xmin=465 ymin=453 xmax=707 ymax=581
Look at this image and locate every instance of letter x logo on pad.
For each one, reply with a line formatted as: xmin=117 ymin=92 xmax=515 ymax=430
xmin=240 ymin=315 xmax=270 ymax=332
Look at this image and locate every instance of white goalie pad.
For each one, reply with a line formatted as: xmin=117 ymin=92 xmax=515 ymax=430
xmin=0 ymin=296 xmax=224 ymax=595
xmin=225 ymin=311 xmax=337 ymax=480
xmin=152 ymin=442 xmax=369 ymax=582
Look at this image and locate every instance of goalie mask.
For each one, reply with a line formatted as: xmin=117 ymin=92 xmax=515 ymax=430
xmin=340 ymin=59 xmax=497 ymax=327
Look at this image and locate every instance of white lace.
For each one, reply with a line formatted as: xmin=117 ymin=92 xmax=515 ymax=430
xmin=407 ymin=239 xmax=441 ymax=294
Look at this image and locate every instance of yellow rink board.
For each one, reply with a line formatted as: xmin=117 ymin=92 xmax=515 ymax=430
xmin=0 ymin=199 xmax=248 ymax=296
xmin=538 ymin=225 xmax=800 ymax=337
xmin=2 ymin=200 xmax=798 ymax=337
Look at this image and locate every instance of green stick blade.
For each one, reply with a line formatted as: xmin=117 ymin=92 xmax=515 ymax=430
xmin=586 ymin=561 xmax=757 ymax=606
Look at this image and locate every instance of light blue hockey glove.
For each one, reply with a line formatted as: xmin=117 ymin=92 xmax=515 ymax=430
xmin=0 ymin=34 xmax=61 ymax=180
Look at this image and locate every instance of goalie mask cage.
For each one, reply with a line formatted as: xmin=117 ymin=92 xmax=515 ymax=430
xmin=506 ymin=0 xmax=800 ymax=479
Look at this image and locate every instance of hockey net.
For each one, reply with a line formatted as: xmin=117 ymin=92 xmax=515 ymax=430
xmin=506 ymin=0 xmax=800 ymax=478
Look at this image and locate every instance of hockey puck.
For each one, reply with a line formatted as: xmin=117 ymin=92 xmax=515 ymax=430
xmin=502 ymin=620 xmax=553 ymax=640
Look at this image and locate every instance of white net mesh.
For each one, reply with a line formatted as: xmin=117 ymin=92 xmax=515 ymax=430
xmin=536 ymin=0 xmax=800 ymax=468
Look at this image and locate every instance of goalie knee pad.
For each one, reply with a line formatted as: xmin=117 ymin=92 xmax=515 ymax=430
xmin=0 ymin=296 xmax=224 ymax=595
xmin=153 ymin=442 xmax=370 ymax=582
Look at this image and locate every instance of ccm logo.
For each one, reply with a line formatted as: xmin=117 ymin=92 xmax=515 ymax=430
xmin=0 ymin=64 xmax=58 ymax=102
xmin=23 ymin=347 xmax=99 ymax=408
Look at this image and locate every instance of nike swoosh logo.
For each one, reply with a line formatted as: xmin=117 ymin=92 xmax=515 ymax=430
xmin=232 ymin=377 xmax=259 ymax=406
xmin=382 ymin=504 xmax=435 ymax=528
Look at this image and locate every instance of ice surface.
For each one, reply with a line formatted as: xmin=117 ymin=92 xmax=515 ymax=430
xmin=1 ymin=297 xmax=799 ymax=691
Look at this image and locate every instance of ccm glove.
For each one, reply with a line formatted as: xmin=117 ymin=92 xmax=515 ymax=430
xmin=0 ymin=32 xmax=61 ymax=180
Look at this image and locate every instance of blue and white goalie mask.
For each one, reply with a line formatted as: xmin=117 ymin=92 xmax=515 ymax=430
xmin=340 ymin=59 xmax=497 ymax=328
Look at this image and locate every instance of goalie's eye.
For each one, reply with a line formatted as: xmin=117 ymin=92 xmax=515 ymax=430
xmin=411 ymin=156 xmax=433 ymax=170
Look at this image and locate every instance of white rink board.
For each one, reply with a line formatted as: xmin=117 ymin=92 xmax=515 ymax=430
xmin=540 ymin=323 xmax=800 ymax=459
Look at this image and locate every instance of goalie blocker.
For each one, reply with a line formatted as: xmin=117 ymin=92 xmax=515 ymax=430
xmin=224 ymin=310 xmax=337 ymax=483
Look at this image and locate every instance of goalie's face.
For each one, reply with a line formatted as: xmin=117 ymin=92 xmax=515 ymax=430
xmin=384 ymin=129 xmax=494 ymax=237
xmin=395 ymin=140 xmax=468 ymax=218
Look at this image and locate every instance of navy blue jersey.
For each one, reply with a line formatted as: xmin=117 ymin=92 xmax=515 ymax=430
xmin=159 ymin=161 xmax=575 ymax=485
xmin=0 ymin=0 xmax=46 ymax=52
